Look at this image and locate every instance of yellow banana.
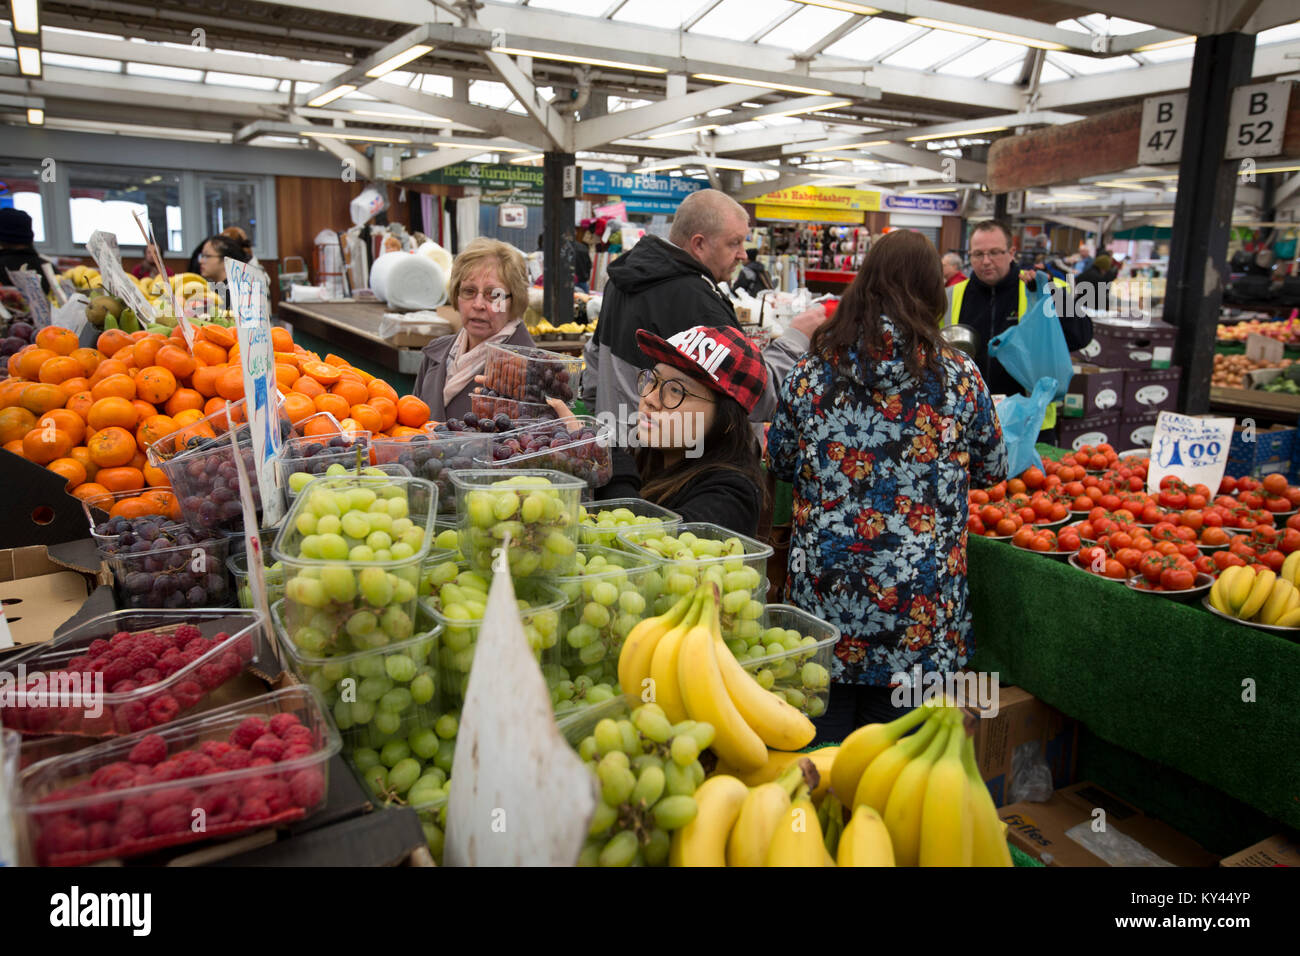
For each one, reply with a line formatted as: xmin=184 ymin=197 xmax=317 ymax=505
xmin=713 ymin=634 xmax=815 ymax=751
xmin=670 ymin=774 xmax=749 ymax=867
xmin=1259 ymin=577 xmax=1296 ymax=625
xmin=1281 ymin=551 xmax=1300 ymax=587
xmin=962 ymin=731 xmax=1012 ymax=866
xmin=677 ymin=595 xmax=767 ymax=772
xmin=716 ymin=746 xmax=837 ymax=802
xmin=648 ymin=609 xmax=699 ymax=723
xmin=830 ymin=704 xmax=934 ymax=805
xmin=1238 ymin=568 xmax=1275 ymax=621
xmin=882 ymin=712 xmax=952 ymax=867
xmin=618 ymin=589 xmax=695 ymax=698
xmin=764 ymin=793 xmax=825 ymax=867
xmin=918 ymin=712 xmax=973 ymax=866
xmin=838 ymin=805 xmax=895 ymax=866
xmin=853 ymin=708 xmax=944 ymax=814
xmin=726 ymin=763 xmax=806 ymax=867
xmin=1274 ymin=606 xmax=1300 ymax=628
xmin=1227 ymin=564 xmax=1256 ymax=615
xmin=1208 ymin=571 xmax=1230 ymax=615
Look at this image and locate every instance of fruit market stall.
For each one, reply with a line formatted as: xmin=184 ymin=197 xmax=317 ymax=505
xmin=963 ymin=448 xmax=1300 ymax=840
xmin=276 ymin=300 xmax=431 ymax=387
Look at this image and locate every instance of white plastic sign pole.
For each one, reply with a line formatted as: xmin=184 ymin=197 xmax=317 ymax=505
xmin=445 ymin=546 xmax=597 ymax=866
xmin=228 ymin=257 xmax=285 ymax=528
xmin=1146 ymin=411 xmax=1236 ymax=495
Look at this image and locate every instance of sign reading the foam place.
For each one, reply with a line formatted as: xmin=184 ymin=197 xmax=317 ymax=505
xmin=1138 ymin=92 xmax=1188 ymax=165
xmin=418 ymin=162 xmax=545 ymax=189
xmin=883 ymin=194 xmax=960 ymax=214
xmin=1146 ymin=411 xmax=1234 ymax=496
xmin=1226 ymin=82 xmax=1290 ymax=160
xmin=581 ymin=169 xmax=709 ymax=201
xmin=755 ymin=185 xmax=882 ymax=211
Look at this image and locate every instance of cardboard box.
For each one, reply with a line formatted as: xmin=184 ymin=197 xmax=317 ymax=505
xmin=0 ymin=451 xmax=98 ymax=548
xmin=1056 ymin=413 xmax=1122 ymax=453
xmin=0 ymin=546 xmax=110 ymax=649
xmin=1123 ymin=367 xmax=1181 ymax=417
xmin=967 ymin=684 xmax=1077 ymax=807
xmin=1118 ymin=412 xmax=1159 ymax=449
xmin=1226 ymin=424 xmax=1294 ymax=478
xmin=1062 ymin=366 xmax=1124 ymax=419
xmin=1219 ymin=833 xmax=1299 ymax=867
xmin=1072 ymin=317 xmax=1177 ymax=370
xmin=999 ymin=782 xmax=1220 ymax=867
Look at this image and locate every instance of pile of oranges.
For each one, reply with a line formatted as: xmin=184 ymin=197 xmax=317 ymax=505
xmin=0 ymin=323 xmax=435 ymax=506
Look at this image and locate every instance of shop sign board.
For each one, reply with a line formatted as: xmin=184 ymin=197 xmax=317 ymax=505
xmin=754 ymin=203 xmax=863 ymax=223
xmin=883 ymin=194 xmax=960 ymax=214
xmin=581 ymin=169 xmax=709 ymax=201
xmin=418 ymin=162 xmax=545 ymax=189
xmin=1226 ymin=82 xmax=1290 ymax=159
xmin=1138 ymin=92 xmax=1188 ymax=166
xmin=754 ymin=184 xmax=881 ymax=211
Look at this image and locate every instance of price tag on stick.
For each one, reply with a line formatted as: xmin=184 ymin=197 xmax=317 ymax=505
xmin=228 ymin=426 xmax=279 ymax=667
xmin=4 ymin=268 xmax=50 ymax=328
xmin=229 ymin=258 xmax=285 ymax=528
xmin=85 ymin=231 xmax=157 ymax=326
xmin=1146 ymin=411 xmax=1235 ymax=495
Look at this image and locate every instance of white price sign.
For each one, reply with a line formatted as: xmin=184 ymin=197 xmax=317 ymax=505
xmin=1138 ymin=92 xmax=1187 ymax=166
xmin=1146 ymin=411 xmax=1235 ymax=496
xmin=228 ymin=258 xmax=284 ymax=530
xmin=1226 ymin=82 xmax=1289 ymax=160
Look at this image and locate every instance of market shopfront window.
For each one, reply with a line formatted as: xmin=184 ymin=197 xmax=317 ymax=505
xmin=67 ymin=164 xmax=183 ymax=252
xmin=0 ymin=164 xmax=46 ymax=244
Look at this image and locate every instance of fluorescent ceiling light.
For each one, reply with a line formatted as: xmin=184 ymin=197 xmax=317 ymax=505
xmin=1257 ymin=164 xmax=1300 ymax=174
xmin=1093 ymin=181 xmax=1155 ymax=191
xmin=26 ymin=107 xmax=44 ymax=125
xmin=905 ymin=186 xmax=957 ymax=193
xmin=692 ymin=73 xmax=833 ymax=96
xmin=510 ymin=153 xmax=544 ymax=164
xmin=11 ymin=0 xmax=39 ymax=34
xmin=365 ymin=44 xmax=434 ymax=78
xmin=764 ymin=99 xmax=855 ymax=118
xmin=1134 ymin=36 xmax=1194 ymax=53
xmin=907 ymin=18 xmax=1068 ymax=51
xmin=791 ymin=1 xmax=879 ymax=15
xmin=432 ymin=143 xmax=531 ymax=152
xmin=906 ymin=125 xmax=1007 ymax=141
xmin=646 ymin=123 xmax=721 ymax=140
xmin=1042 ymin=192 xmax=1096 ymax=201
xmin=699 ymin=158 xmax=766 ymax=170
xmin=347 ymin=108 xmax=449 ymax=123
xmin=492 ymin=46 xmax=667 ymax=74
xmin=806 ymin=139 xmax=890 ymax=152
xmin=1107 ymin=173 xmax=1179 ymax=182
xmin=307 ymin=84 xmax=356 ymax=107
xmin=307 ymin=131 xmax=411 ymax=144
xmin=17 ymin=46 xmax=41 ymax=76
xmin=636 ymin=159 xmax=684 ymax=173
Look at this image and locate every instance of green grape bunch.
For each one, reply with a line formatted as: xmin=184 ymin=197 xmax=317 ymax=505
xmin=574 ymin=704 xmax=714 ymax=867
xmin=577 ymin=503 xmax=677 ymax=550
xmin=727 ymin=624 xmax=832 ymax=719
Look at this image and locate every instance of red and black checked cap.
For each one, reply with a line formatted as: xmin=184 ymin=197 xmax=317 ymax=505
xmin=636 ymin=325 xmax=767 ymax=413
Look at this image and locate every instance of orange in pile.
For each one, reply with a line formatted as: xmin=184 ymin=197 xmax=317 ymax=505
xmin=1 ymin=321 xmax=433 ymax=499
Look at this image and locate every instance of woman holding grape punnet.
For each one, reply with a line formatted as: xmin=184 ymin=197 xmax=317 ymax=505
xmin=766 ymin=230 xmax=1007 ymax=742
xmin=575 ymin=324 xmax=768 ymax=538
xmin=413 ymin=237 xmax=535 ymax=422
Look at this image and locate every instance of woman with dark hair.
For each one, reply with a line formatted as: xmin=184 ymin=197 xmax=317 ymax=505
xmin=196 ymin=234 xmax=252 ymax=309
xmin=767 ymin=229 xmax=1007 ymax=739
xmin=598 ymin=325 xmax=768 ymax=537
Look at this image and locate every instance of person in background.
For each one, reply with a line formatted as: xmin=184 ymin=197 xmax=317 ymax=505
xmin=1073 ymin=242 xmax=1094 ymax=275
xmin=767 ymin=230 xmax=1007 ymax=739
xmin=195 ymin=234 xmax=249 ymax=308
xmin=0 ymin=208 xmax=50 ymax=293
xmin=1075 ymin=253 xmax=1119 ymax=314
xmin=596 ymin=325 xmax=768 ymax=537
xmin=412 ymin=237 xmax=534 ymax=422
xmin=732 ymin=248 xmax=774 ymax=296
xmin=220 ymin=227 xmax=259 ymax=269
xmin=570 ymin=230 xmax=593 ymax=293
xmin=943 ymin=220 xmax=1088 ymax=443
xmin=941 ymin=252 xmax=965 ymax=287
xmin=582 ymin=188 xmax=827 ymax=500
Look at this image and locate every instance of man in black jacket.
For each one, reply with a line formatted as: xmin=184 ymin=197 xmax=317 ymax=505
xmin=583 ymin=189 xmax=824 ymax=498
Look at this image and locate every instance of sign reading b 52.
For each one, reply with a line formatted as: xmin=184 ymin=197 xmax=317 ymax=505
xmin=1225 ymin=82 xmax=1290 ymax=160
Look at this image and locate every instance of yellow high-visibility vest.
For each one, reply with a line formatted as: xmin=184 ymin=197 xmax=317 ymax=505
xmin=945 ymin=274 xmax=1069 ymax=431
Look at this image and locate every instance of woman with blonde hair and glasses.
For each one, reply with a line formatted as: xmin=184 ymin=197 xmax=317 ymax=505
xmin=413 ymin=237 xmax=535 ymax=422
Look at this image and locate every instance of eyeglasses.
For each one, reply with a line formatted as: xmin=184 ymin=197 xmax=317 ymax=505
xmin=198 ymin=253 xmax=222 ymax=260
xmin=637 ymin=368 xmax=714 ymax=409
xmin=969 ymin=250 xmax=1010 ymax=260
xmin=458 ymin=286 xmax=511 ymax=305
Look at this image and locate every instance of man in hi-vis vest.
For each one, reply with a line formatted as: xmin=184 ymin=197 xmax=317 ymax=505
xmin=944 ymin=220 xmax=1091 ymax=442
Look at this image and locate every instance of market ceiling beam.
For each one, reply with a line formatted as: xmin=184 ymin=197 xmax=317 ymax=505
xmin=231 ymin=118 xmax=534 ymax=153
xmin=479 ymin=50 xmax=570 ymax=151
xmin=620 ymin=125 xmax=835 ymax=158
xmin=400 ymin=147 xmax=501 ymax=179
xmin=363 ymin=80 xmax=544 ymax=143
xmin=574 ymin=84 xmax=760 ymax=152
xmin=302 ymin=129 xmax=373 ymax=180
xmin=1049 ymin=0 xmax=1296 ymax=35
xmin=0 ymin=66 xmax=288 ymax=119
xmin=856 ymin=0 xmax=1100 ymax=53
xmin=856 ymin=143 xmax=987 ymax=182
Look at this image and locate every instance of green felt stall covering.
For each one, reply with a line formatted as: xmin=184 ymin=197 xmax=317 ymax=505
xmin=966 ymin=534 xmax=1300 ymax=835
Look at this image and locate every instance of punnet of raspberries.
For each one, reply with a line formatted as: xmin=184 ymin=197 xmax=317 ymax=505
xmin=30 ymin=710 xmax=325 ymax=865
xmin=1 ymin=626 xmax=247 ymax=737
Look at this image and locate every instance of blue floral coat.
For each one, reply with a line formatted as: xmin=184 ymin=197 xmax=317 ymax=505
xmin=767 ymin=317 xmax=1007 ymax=686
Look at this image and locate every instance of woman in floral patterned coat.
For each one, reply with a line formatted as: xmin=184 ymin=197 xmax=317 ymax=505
xmin=767 ymin=230 xmax=1007 ymax=740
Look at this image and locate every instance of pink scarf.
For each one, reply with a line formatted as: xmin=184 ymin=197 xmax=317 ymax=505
xmin=443 ymin=319 xmax=521 ymax=410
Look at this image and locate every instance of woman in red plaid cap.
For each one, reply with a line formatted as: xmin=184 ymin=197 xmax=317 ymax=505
xmin=768 ymin=230 xmax=1008 ymax=741
xmin=596 ymin=324 xmax=769 ymax=536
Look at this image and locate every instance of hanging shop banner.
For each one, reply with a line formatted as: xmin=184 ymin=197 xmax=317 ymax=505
xmin=593 ymin=201 xmax=629 ymax=220
xmin=581 ymin=169 xmax=709 ymax=202
xmin=415 ymin=162 xmax=544 ymax=190
xmin=1146 ymin=411 xmax=1234 ymax=496
xmin=884 ymin=194 xmax=960 ymax=214
xmin=754 ymin=184 xmax=882 ymax=212
xmin=754 ymin=203 xmax=863 ymax=224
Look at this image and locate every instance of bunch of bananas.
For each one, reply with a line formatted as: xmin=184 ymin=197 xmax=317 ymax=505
xmin=1209 ymin=558 xmax=1300 ymax=627
xmin=829 ymin=703 xmax=1012 ymax=867
xmin=617 ymin=584 xmax=816 ymax=774
xmin=61 ymin=265 xmax=103 ymax=290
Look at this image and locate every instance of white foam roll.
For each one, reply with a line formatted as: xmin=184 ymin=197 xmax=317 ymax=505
xmin=373 ymin=252 xmax=448 ymax=310
xmin=417 ymin=240 xmax=454 ymax=278
xmin=368 ymin=251 xmax=405 ymax=301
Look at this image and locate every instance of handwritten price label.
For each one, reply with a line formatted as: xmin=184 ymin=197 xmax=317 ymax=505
xmin=229 ymin=258 xmax=284 ymax=529
xmin=1146 ymin=412 xmax=1235 ymax=495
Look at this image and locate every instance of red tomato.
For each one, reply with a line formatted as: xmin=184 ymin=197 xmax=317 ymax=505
xmin=1213 ymin=550 xmax=1246 ymax=571
xmin=1262 ymin=473 xmax=1289 ymax=497
xmin=996 ymin=518 xmax=1019 ymax=536
xmin=1141 ymin=503 xmax=1163 ymax=524
xmin=1114 ymin=547 xmax=1143 ymax=571
xmin=1012 ymin=527 xmax=1035 ymax=548
xmin=1202 ymin=509 xmax=1225 ymax=528
xmin=968 ymin=516 xmax=985 ymax=534
xmin=1104 ymin=559 xmax=1127 ymax=579
xmin=1281 ymin=529 xmax=1300 ymax=554
xmin=1201 ymin=526 xmax=1229 ymax=547
xmin=1177 ymin=542 xmax=1200 ymax=561
xmin=1187 ymin=493 xmax=1208 ymax=510
xmin=1194 ymin=555 xmax=1216 ymax=576
xmin=1058 ymin=530 xmax=1081 ymax=552
xmin=1160 ymin=566 xmax=1196 ymax=591
xmin=1264 ymin=497 xmax=1291 ymax=513
xmin=1141 ymin=552 xmax=1167 ymax=583
xmin=1179 ymin=510 xmax=1204 ymax=531
xmin=1219 ymin=476 xmax=1238 ymax=494
xmin=1018 ymin=506 xmax=1037 ymax=525
xmin=1262 ymin=550 xmax=1286 ymax=572
xmin=970 ymin=489 xmax=990 ymax=506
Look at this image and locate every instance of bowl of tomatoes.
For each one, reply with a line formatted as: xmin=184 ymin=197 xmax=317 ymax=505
xmin=1010 ymin=524 xmax=1081 ymax=560
xmin=1127 ymin=571 xmax=1214 ymax=602
xmin=1069 ymin=548 xmax=1128 ymax=582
